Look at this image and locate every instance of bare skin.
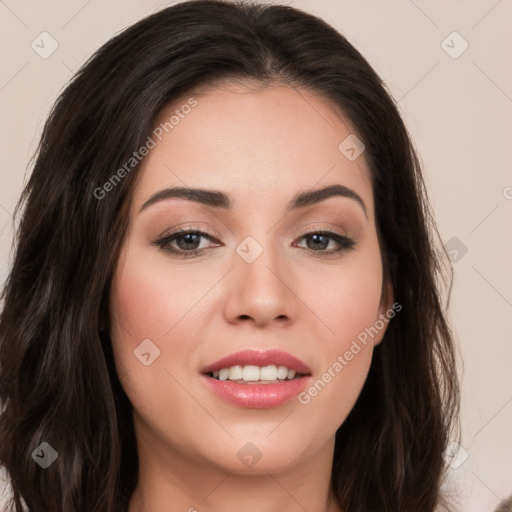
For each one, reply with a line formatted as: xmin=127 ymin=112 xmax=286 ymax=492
xmin=109 ymin=82 xmax=393 ymax=512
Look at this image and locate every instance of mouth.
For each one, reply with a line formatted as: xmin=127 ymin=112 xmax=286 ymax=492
xmin=200 ymin=349 xmax=312 ymax=408
xmin=205 ymin=364 xmax=308 ymax=383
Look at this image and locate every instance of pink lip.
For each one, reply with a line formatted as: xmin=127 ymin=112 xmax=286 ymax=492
xmin=200 ymin=349 xmax=312 ymax=409
xmin=201 ymin=349 xmax=312 ymax=374
xmin=201 ymin=375 xmax=312 ymax=409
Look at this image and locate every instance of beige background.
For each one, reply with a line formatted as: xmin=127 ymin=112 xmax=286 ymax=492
xmin=1 ymin=1 xmax=511 ymax=510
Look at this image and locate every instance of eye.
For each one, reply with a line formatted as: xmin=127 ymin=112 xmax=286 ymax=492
xmin=154 ymin=228 xmax=221 ymax=258
xmin=154 ymin=227 xmax=356 ymax=259
xmin=294 ymin=229 xmax=356 ymax=257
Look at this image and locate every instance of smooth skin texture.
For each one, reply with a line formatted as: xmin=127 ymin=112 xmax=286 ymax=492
xmin=109 ymin=82 xmax=393 ymax=512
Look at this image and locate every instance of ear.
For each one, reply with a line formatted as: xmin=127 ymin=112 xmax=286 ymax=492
xmin=373 ymin=277 xmax=395 ymax=347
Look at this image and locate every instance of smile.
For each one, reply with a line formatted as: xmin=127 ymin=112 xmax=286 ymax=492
xmin=209 ymin=364 xmax=303 ymax=382
xmin=201 ymin=349 xmax=312 ymax=408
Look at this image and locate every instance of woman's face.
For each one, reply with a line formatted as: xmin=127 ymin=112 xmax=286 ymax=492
xmin=109 ymin=83 xmax=392 ymax=477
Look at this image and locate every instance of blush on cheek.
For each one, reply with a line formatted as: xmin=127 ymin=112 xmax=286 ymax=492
xmin=312 ymin=271 xmax=383 ymax=348
xmin=108 ymin=248 xmax=215 ymax=379
xmin=295 ymin=266 xmax=382 ymax=430
xmin=108 ymin=258 xmax=170 ymax=373
xmin=110 ymin=256 xmax=183 ymax=343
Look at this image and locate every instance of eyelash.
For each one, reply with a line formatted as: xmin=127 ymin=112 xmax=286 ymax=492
xmin=154 ymin=227 xmax=356 ymax=259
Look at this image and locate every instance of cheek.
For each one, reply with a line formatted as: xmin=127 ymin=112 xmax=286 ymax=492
xmin=109 ymin=259 xmax=168 ymax=367
xmin=109 ymin=247 xmax=208 ymax=359
xmin=303 ymin=245 xmax=384 ymax=346
xmin=108 ymin=243 xmax=224 ymax=403
xmin=108 ymin=250 xmax=209 ymax=447
xmin=295 ymin=246 xmax=384 ymax=426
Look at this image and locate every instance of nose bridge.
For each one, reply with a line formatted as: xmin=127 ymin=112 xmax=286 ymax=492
xmin=225 ymin=232 xmax=294 ymax=325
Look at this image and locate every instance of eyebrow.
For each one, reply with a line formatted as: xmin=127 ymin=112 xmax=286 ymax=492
xmin=139 ymin=184 xmax=367 ymax=217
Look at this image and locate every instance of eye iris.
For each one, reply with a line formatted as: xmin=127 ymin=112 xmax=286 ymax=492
xmin=177 ymin=233 xmax=201 ymax=250
xmin=307 ymin=234 xmax=329 ymax=250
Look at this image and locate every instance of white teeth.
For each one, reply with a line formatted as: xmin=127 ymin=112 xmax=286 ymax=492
xmin=276 ymin=365 xmax=288 ymax=379
xmin=229 ymin=365 xmax=243 ymax=380
xmin=260 ymin=365 xmax=277 ymax=380
xmin=210 ymin=364 xmax=302 ymax=382
xmin=242 ymin=365 xmax=260 ymax=381
xmin=218 ymin=368 xmax=230 ymax=381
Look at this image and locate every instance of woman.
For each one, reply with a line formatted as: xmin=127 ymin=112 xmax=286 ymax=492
xmin=0 ymin=1 xmax=459 ymax=511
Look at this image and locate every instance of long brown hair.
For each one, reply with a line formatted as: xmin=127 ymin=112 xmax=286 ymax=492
xmin=0 ymin=1 xmax=459 ymax=510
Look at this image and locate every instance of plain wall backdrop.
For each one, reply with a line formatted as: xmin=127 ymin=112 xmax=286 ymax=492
xmin=0 ymin=1 xmax=511 ymax=510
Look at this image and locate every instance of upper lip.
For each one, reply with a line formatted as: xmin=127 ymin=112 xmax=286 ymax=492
xmin=201 ymin=349 xmax=312 ymax=375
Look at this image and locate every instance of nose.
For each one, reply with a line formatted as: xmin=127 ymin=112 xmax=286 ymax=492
xmin=223 ymin=246 xmax=295 ymax=328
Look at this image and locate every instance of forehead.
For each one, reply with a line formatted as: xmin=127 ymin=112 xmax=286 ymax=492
xmin=131 ymin=82 xmax=373 ymax=215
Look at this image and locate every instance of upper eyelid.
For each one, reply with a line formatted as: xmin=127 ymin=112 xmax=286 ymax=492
xmin=297 ymin=226 xmax=348 ymax=237
xmin=158 ymin=227 xmax=220 ymax=242
xmin=160 ymin=226 xmax=348 ymax=237
xmin=157 ymin=227 xmax=352 ymax=246
xmin=162 ymin=221 xmax=350 ymax=236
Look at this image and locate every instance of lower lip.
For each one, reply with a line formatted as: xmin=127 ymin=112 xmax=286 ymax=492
xmin=201 ymin=375 xmax=311 ymax=409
